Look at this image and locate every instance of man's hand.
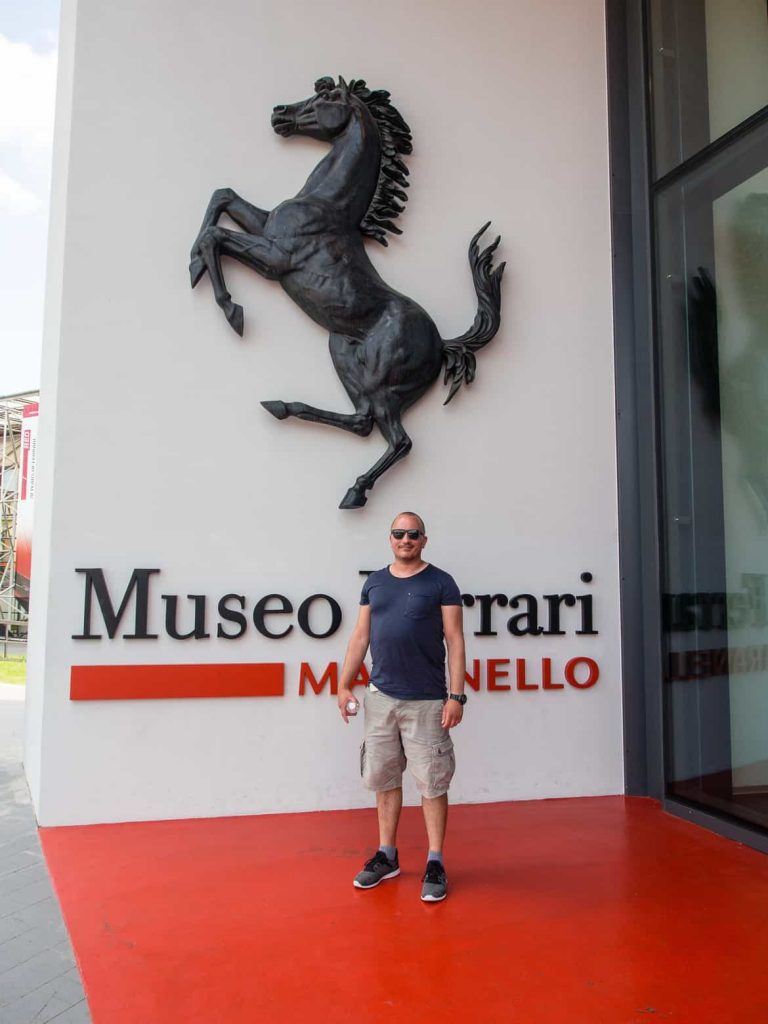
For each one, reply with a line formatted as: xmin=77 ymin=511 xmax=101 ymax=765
xmin=442 ymin=605 xmax=466 ymax=728
xmin=336 ymin=607 xmax=370 ymax=724
xmin=442 ymin=698 xmax=463 ymax=729
xmin=337 ymin=687 xmax=358 ymax=724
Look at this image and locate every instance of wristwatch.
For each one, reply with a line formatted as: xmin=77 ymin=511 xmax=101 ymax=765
xmin=449 ymin=693 xmax=467 ymax=706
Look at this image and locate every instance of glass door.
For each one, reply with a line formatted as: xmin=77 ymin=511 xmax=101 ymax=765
xmin=650 ymin=2 xmax=768 ymax=834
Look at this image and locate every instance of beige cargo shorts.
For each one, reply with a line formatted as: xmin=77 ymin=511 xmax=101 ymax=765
xmin=360 ymin=686 xmax=456 ymax=799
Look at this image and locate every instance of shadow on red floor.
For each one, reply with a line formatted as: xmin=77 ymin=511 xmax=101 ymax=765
xmin=40 ymin=797 xmax=768 ymax=1023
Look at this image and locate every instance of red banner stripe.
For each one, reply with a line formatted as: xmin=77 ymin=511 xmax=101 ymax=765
xmin=70 ymin=663 xmax=284 ymax=700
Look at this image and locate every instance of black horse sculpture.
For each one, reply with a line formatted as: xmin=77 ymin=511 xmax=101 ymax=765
xmin=190 ymin=76 xmax=504 ymax=509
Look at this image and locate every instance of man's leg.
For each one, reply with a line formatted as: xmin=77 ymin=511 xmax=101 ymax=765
xmin=419 ymin=793 xmax=449 ymax=902
xmin=377 ymin=786 xmax=403 ymax=848
xmin=421 ymin=793 xmax=448 ymax=853
xmin=353 ymin=690 xmax=405 ymax=889
xmin=398 ymin=700 xmax=455 ymax=901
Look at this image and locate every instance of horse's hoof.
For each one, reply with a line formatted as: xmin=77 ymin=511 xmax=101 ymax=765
xmin=339 ymin=487 xmax=367 ymax=510
xmin=261 ymin=400 xmax=289 ymax=420
xmin=189 ymin=257 xmax=206 ymax=289
xmin=226 ymin=303 xmax=244 ymax=336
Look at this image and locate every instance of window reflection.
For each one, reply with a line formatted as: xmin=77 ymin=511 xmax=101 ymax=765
xmin=656 ymin=130 xmax=768 ymax=831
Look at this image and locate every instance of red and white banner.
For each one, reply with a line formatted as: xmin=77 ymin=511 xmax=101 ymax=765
xmin=14 ymin=402 xmax=38 ymax=606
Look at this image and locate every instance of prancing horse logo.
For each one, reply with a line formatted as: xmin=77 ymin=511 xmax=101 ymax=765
xmin=190 ymin=76 xmax=505 ymax=509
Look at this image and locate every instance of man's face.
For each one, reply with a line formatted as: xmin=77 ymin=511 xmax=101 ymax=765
xmin=389 ymin=515 xmax=428 ymax=562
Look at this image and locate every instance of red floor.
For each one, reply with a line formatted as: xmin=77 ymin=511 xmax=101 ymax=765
xmin=40 ymin=797 xmax=768 ymax=1024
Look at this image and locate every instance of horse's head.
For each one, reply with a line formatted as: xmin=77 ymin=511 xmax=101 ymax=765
xmin=271 ymin=76 xmax=359 ymax=142
xmin=272 ymin=76 xmax=413 ymax=245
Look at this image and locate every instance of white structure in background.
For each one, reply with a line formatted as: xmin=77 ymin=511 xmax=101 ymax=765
xmin=0 ymin=391 xmax=39 ymax=655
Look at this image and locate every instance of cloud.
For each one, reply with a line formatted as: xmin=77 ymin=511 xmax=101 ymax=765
xmin=0 ymin=170 xmax=43 ymax=215
xmin=0 ymin=34 xmax=57 ymax=150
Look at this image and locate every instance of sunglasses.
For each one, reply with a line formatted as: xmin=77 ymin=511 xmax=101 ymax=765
xmin=391 ymin=529 xmax=423 ymax=540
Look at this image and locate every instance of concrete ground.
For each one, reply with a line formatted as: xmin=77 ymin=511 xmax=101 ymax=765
xmin=0 ymin=683 xmax=90 ymax=1023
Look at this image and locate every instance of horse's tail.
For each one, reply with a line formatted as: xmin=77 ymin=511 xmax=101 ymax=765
xmin=441 ymin=222 xmax=505 ymax=405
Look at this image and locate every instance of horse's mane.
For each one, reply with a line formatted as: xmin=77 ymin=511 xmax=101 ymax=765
xmin=316 ymin=76 xmax=413 ymax=246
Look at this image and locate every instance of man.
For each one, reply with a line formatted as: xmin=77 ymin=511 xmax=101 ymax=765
xmin=337 ymin=512 xmax=467 ymax=903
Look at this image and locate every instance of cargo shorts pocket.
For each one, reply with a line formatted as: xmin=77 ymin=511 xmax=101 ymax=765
xmin=430 ymin=741 xmax=456 ymax=795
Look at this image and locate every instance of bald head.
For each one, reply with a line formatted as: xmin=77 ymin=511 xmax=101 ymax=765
xmin=390 ymin=511 xmax=426 ymax=534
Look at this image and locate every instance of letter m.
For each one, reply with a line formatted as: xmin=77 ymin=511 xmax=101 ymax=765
xmin=299 ymin=662 xmax=338 ymax=696
xmin=72 ymin=568 xmax=160 ymax=639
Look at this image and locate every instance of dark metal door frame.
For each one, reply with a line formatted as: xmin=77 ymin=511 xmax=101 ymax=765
xmin=606 ymin=0 xmax=768 ymax=854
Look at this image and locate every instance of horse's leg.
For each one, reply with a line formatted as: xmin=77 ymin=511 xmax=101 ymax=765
xmin=190 ymin=189 xmax=269 ymax=287
xmin=262 ymin=332 xmax=373 ymax=435
xmin=196 ymin=227 xmax=246 ymax=334
xmin=339 ymin=410 xmax=412 ymax=510
xmin=196 ymin=225 xmax=290 ymax=335
xmin=261 ymin=400 xmax=373 ymax=436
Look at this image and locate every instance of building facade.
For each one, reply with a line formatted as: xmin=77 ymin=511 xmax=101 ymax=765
xmin=26 ymin=0 xmax=768 ymax=854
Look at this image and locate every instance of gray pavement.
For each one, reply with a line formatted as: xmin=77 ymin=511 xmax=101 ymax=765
xmin=0 ymin=684 xmax=91 ymax=1023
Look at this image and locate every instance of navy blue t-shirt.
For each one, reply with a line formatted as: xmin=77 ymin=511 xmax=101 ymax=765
xmin=360 ymin=564 xmax=462 ymax=700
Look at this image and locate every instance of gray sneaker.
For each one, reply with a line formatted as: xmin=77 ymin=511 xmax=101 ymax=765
xmin=420 ymin=860 xmax=447 ymax=902
xmin=353 ymin=850 xmax=400 ymax=889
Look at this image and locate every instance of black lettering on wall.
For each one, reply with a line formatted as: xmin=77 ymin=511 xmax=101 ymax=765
xmin=253 ymin=594 xmax=293 ymax=638
xmin=298 ymin=594 xmax=342 ymax=638
xmin=576 ymin=573 xmax=598 ymax=635
xmin=467 ymin=594 xmax=509 ymax=637
xmin=575 ymin=594 xmax=597 ymax=634
xmin=542 ymin=594 xmax=576 ymax=636
xmin=507 ymin=594 xmax=543 ymax=636
xmin=217 ymin=594 xmax=247 ymax=639
xmin=72 ymin=568 xmax=160 ymax=639
xmin=162 ymin=595 xmax=210 ymax=639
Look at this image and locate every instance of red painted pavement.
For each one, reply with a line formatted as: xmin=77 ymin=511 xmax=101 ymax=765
xmin=40 ymin=797 xmax=768 ymax=1023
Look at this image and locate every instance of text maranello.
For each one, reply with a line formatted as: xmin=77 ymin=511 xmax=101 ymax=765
xmin=71 ymin=568 xmax=599 ymax=641
xmin=300 ymin=657 xmax=599 ymax=694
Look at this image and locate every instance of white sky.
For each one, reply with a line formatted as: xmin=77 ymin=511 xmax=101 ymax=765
xmin=0 ymin=2 xmax=60 ymax=396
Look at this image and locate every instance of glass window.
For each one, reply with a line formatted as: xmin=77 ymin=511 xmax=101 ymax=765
xmin=655 ymin=123 xmax=768 ymax=831
xmin=650 ymin=0 xmax=768 ymax=178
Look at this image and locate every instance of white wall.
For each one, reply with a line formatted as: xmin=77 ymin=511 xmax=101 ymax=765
xmin=28 ymin=0 xmax=623 ymax=825
xmin=23 ymin=0 xmax=78 ymax=811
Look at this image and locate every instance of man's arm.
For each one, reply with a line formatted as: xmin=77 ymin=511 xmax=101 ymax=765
xmin=337 ymin=605 xmax=371 ymax=724
xmin=442 ymin=604 xmax=466 ymax=729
